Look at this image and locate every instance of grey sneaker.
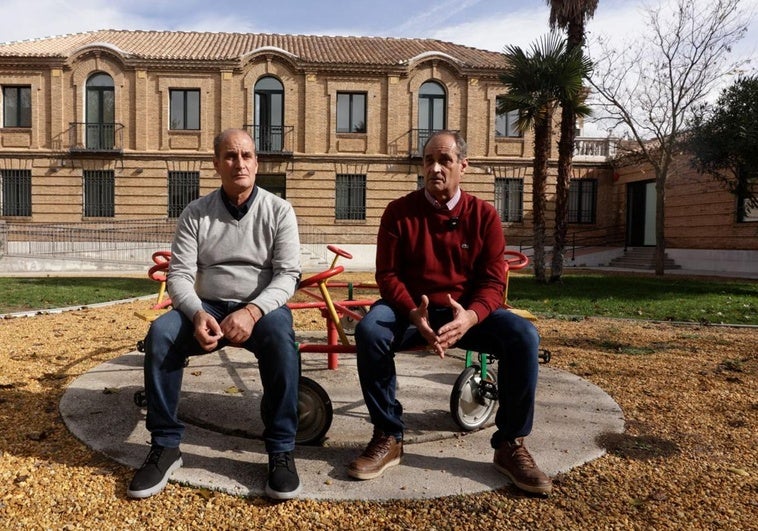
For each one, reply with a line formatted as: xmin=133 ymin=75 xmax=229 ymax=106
xmin=265 ymin=451 xmax=301 ymax=500
xmin=127 ymin=445 xmax=183 ymax=499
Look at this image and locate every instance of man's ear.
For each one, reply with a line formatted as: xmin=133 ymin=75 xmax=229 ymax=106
xmin=459 ymin=157 xmax=469 ymax=172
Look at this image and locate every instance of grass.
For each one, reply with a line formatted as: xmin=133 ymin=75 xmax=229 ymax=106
xmin=0 ymin=277 xmax=157 ymax=314
xmin=0 ymin=271 xmax=756 ymax=325
xmin=506 ymin=272 xmax=758 ymax=325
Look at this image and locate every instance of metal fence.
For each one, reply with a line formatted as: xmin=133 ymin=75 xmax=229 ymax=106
xmin=0 ymin=218 xmax=328 ymax=267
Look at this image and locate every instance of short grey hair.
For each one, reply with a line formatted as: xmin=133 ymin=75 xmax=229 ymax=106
xmin=423 ymin=130 xmax=467 ymax=160
xmin=213 ymin=128 xmax=255 ymax=157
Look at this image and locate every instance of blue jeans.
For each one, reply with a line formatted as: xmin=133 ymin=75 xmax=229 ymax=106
xmin=143 ymin=301 xmax=299 ymax=454
xmin=354 ymin=300 xmax=540 ymax=449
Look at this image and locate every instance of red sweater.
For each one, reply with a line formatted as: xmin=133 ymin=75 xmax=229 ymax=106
xmin=375 ymin=188 xmax=506 ymax=322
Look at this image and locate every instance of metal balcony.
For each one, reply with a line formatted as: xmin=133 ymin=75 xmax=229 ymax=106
xmin=68 ymin=122 xmax=124 ymax=153
xmin=245 ymin=124 xmax=294 ymax=155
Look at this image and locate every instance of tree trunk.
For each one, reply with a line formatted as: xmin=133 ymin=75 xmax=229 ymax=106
xmin=654 ymin=174 xmax=666 ymax=275
xmin=532 ymin=116 xmax=553 ymax=283
xmin=550 ymin=104 xmax=576 ymax=282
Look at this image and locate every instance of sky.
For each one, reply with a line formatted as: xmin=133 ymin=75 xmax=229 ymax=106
xmin=1 ymin=0 xmax=756 ymax=133
xmin=1 ymin=0 xmax=755 ymax=55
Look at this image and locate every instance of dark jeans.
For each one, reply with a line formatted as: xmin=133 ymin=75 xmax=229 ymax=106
xmin=354 ymin=300 xmax=540 ymax=449
xmin=143 ymin=301 xmax=299 ymax=454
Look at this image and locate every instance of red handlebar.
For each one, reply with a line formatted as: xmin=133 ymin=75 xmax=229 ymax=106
xmin=298 ymin=265 xmax=345 ymax=288
xmin=504 ymin=250 xmax=529 ymax=270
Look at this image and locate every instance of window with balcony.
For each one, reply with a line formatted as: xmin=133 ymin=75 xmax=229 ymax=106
xmin=568 ymin=179 xmax=597 ymax=224
xmin=168 ymin=171 xmax=199 ymax=218
xmin=335 ymin=174 xmax=366 ymax=220
xmin=495 ymin=97 xmax=521 ymax=137
xmin=86 ymin=73 xmax=115 ymax=150
xmin=1 ymin=169 xmax=31 ymax=216
xmin=418 ymin=81 xmax=446 ymax=151
xmin=495 ymin=178 xmax=523 ymax=222
xmin=254 ymin=77 xmax=284 ymax=152
xmin=337 ymin=92 xmax=366 ymax=133
xmin=83 ymin=170 xmax=115 ymax=217
xmin=2 ymin=86 xmax=31 ymax=128
xmin=169 ymin=89 xmax=200 ymax=130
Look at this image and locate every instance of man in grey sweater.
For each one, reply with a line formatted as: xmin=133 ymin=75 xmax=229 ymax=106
xmin=127 ymin=129 xmax=303 ymax=500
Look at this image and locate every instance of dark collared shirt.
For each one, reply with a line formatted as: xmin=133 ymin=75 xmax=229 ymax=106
xmin=220 ymin=185 xmax=258 ymax=220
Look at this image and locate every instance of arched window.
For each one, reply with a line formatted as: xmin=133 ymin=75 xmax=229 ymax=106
xmin=418 ymin=81 xmax=446 ymax=149
xmin=86 ymin=73 xmax=115 ymax=149
xmin=254 ymin=76 xmax=284 ymax=152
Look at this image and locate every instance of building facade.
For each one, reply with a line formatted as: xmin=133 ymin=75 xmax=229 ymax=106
xmin=1 ymin=30 xmax=752 ymax=273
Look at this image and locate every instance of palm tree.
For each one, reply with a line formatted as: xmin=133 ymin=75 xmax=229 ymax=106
xmin=546 ymin=0 xmax=598 ymax=282
xmin=499 ymin=33 xmax=592 ymax=283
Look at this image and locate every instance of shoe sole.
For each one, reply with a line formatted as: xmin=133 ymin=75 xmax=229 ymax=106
xmin=265 ymin=481 xmax=302 ymax=500
xmin=347 ymin=456 xmax=401 ymax=480
xmin=493 ymin=461 xmax=552 ymax=495
xmin=126 ymin=457 xmax=183 ymax=499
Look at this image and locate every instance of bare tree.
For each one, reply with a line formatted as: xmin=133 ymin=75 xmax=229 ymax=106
xmin=588 ymin=0 xmax=750 ymax=275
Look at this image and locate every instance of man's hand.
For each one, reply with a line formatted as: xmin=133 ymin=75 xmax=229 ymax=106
xmin=409 ymin=295 xmax=446 ymax=358
xmin=193 ymin=310 xmax=224 ymax=351
xmin=220 ymin=305 xmax=260 ymax=346
xmin=436 ymin=294 xmax=478 ymax=352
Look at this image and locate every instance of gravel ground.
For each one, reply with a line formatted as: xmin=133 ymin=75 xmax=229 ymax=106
xmin=0 ymin=290 xmax=755 ymax=530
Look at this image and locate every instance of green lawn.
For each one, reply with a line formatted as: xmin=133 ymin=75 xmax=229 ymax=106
xmin=1 ymin=272 xmax=756 ymax=325
xmin=507 ymin=273 xmax=758 ymax=325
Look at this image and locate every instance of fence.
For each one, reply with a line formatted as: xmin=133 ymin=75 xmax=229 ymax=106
xmin=0 ymin=218 xmax=328 ymax=266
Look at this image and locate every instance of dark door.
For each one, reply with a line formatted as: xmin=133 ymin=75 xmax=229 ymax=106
xmin=627 ymin=180 xmax=656 ymax=246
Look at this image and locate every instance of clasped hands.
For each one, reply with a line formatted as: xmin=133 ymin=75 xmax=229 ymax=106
xmin=409 ymin=294 xmax=478 ymax=358
xmin=192 ymin=305 xmax=260 ymax=351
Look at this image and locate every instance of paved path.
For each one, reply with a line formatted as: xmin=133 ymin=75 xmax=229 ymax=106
xmin=60 ymin=333 xmax=624 ymax=500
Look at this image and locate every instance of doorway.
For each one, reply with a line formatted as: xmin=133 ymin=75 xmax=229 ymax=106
xmin=626 ymin=180 xmax=656 ymax=246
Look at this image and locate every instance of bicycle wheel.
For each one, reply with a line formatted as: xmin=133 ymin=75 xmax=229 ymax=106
xmin=295 ymin=376 xmax=333 ymax=445
xmin=449 ymin=365 xmax=497 ymax=431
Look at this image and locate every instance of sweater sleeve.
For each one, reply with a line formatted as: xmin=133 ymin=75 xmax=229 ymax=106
xmin=375 ymin=200 xmax=418 ymax=317
xmin=248 ymin=200 xmax=301 ymax=314
xmin=167 ymin=201 xmax=204 ymax=319
xmin=466 ymin=202 xmax=506 ymax=322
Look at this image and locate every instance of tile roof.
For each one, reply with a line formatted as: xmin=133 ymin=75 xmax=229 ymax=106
xmin=0 ymin=30 xmax=507 ymax=69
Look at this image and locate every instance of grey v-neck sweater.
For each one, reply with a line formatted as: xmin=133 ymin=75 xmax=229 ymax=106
xmin=167 ymin=187 xmax=301 ymax=319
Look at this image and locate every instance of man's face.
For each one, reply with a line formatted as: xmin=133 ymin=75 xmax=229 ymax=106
xmin=422 ymin=133 xmax=468 ymax=203
xmin=213 ymin=130 xmax=258 ymax=197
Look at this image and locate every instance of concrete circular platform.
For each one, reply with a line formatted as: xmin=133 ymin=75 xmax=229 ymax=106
xmin=60 ymin=334 xmax=624 ymax=500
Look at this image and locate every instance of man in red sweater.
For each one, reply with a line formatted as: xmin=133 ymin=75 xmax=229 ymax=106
xmin=347 ymin=130 xmax=551 ymax=495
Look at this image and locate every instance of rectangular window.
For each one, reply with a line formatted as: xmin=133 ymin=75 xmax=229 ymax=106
xmin=169 ymin=89 xmax=200 ymax=130
xmin=83 ymin=170 xmax=115 ymax=217
xmin=495 ymin=96 xmax=520 ymax=138
xmin=1 ymin=169 xmax=32 ymax=216
xmin=568 ymin=179 xmax=597 ymax=224
xmin=495 ymin=178 xmax=523 ymax=222
xmin=335 ymin=174 xmax=366 ymax=220
xmin=3 ymin=85 xmax=31 ymax=128
xmin=168 ymin=171 xmax=199 ymax=218
xmin=738 ymin=179 xmax=758 ymax=222
xmin=336 ymin=92 xmax=366 ymax=133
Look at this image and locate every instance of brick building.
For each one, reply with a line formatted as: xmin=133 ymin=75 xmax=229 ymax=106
xmin=0 ymin=30 xmax=752 ymax=273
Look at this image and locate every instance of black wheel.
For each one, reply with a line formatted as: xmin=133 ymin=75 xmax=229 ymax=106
xmin=133 ymin=389 xmax=147 ymax=407
xmin=449 ymin=365 xmax=497 ymax=431
xmin=295 ymin=377 xmax=333 ymax=445
xmin=340 ymin=305 xmax=368 ymax=336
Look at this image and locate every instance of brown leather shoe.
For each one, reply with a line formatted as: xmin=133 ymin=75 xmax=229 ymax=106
xmin=347 ymin=429 xmax=403 ymax=480
xmin=493 ymin=438 xmax=552 ymax=495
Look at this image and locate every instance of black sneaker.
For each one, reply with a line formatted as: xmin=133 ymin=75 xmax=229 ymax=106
xmin=265 ymin=451 xmax=301 ymax=500
xmin=127 ymin=445 xmax=183 ymax=499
